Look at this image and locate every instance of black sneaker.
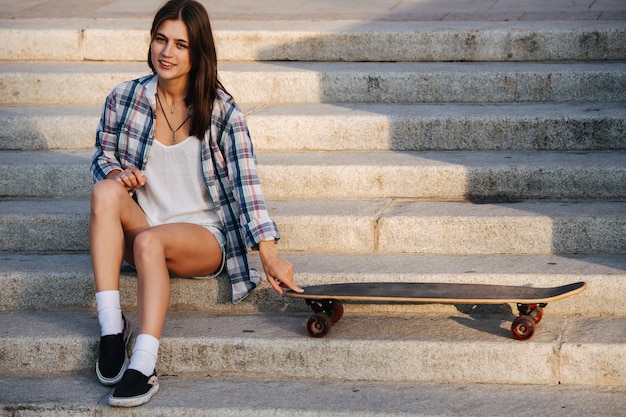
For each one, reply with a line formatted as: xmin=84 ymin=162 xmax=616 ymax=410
xmin=95 ymin=313 xmax=131 ymax=385
xmin=109 ymin=369 xmax=159 ymax=407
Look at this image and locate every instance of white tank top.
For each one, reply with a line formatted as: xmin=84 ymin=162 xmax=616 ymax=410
xmin=135 ymin=137 xmax=221 ymax=229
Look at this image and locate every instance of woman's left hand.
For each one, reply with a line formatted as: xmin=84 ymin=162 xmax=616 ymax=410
xmin=258 ymin=240 xmax=303 ymax=295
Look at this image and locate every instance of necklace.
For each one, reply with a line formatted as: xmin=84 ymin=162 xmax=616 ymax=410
xmin=156 ymin=93 xmax=190 ymax=142
xmin=160 ymin=95 xmax=175 ymax=114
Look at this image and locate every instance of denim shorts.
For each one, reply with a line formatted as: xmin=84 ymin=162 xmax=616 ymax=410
xmin=195 ymin=225 xmax=226 ymax=279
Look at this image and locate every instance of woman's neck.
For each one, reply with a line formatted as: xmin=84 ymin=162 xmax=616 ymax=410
xmin=157 ymin=78 xmax=187 ymax=105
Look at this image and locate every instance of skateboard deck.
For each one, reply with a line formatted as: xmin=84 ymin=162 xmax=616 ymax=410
xmin=285 ymin=281 xmax=586 ymax=340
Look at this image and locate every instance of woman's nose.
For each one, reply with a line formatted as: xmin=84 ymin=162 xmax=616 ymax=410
xmin=161 ymin=41 xmax=173 ymax=56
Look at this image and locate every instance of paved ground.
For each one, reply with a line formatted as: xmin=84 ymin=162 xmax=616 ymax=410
xmin=1 ymin=0 xmax=625 ymax=21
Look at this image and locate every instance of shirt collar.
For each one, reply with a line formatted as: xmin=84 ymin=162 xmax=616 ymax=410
xmin=143 ymin=74 xmax=158 ymax=110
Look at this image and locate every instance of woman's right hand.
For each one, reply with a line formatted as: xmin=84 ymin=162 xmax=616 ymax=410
xmin=112 ymin=167 xmax=146 ymax=191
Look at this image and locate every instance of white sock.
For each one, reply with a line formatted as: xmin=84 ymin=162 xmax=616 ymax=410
xmin=129 ymin=334 xmax=159 ymax=377
xmin=95 ymin=290 xmax=123 ymax=336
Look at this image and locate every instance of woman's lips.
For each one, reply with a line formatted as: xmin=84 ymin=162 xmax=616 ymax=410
xmin=159 ymin=60 xmax=175 ymax=69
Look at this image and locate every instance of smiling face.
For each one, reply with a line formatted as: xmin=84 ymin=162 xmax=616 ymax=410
xmin=150 ymin=19 xmax=192 ymax=86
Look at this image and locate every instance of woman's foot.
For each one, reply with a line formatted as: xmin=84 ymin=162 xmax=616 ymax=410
xmin=95 ymin=313 xmax=131 ymax=385
xmin=109 ymin=369 xmax=160 ymax=407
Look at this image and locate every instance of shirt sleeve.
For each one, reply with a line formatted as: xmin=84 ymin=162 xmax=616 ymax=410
xmin=222 ymin=105 xmax=280 ymax=249
xmin=91 ymin=90 xmax=122 ymax=182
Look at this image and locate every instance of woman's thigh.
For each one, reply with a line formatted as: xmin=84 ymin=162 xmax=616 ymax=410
xmin=132 ymin=223 xmax=224 ymax=278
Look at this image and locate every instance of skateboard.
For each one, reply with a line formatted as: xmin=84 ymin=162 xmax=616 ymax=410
xmin=285 ymin=281 xmax=587 ymax=340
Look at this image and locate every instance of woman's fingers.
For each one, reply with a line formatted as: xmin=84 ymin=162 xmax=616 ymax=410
xmin=116 ymin=168 xmax=146 ymax=190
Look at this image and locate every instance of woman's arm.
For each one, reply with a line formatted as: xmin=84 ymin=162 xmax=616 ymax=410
xmin=259 ymin=240 xmax=303 ymax=295
xmin=221 ymin=103 xmax=303 ymax=295
xmin=92 ymin=91 xmax=123 ymax=182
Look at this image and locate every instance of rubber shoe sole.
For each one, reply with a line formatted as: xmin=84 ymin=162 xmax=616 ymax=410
xmin=109 ymin=369 xmax=159 ymax=407
xmin=95 ymin=313 xmax=131 ymax=386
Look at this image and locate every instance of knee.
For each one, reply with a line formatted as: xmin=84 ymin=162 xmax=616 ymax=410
xmin=133 ymin=230 xmax=165 ymax=263
xmin=90 ymin=179 xmax=125 ymax=212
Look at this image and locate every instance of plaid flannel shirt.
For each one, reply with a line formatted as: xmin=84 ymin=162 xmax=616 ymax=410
xmin=92 ymin=74 xmax=279 ymax=303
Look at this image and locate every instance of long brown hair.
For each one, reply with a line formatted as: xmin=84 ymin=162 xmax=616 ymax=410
xmin=148 ymin=0 xmax=229 ymax=139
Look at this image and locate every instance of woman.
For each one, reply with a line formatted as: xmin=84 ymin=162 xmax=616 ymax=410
xmin=90 ymin=0 xmax=303 ymax=407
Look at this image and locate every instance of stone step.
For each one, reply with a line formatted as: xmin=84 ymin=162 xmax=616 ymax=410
xmin=2 ymin=102 xmax=625 ymax=152
xmin=261 ymin=151 xmax=626 ymax=200
xmin=1 ymin=61 xmax=625 ymax=106
xmin=0 ymin=199 xmax=624 ymax=254
xmin=3 ymin=373 xmax=625 ymax=417
xmin=2 ymin=0 xmax=625 ymax=21
xmin=1 ymin=310 xmax=625 ymax=386
xmin=2 ymin=150 xmax=625 ymax=200
xmin=2 ymin=19 xmax=625 ymax=62
xmin=1 ymin=252 xmax=625 ymax=316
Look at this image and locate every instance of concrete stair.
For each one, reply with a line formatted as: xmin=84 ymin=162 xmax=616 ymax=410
xmin=3 ymin=374 xmax=626 ymax=417
xmin=1 ymin=6 xmax=626 ymax=416
xmin=2 ymin=61 xmax=626 ymax=105
xmin=3 ymin=102 xmax=626 ymax=152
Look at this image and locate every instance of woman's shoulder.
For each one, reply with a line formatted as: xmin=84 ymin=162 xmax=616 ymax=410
xmin=214 ymin=89 xmax=243 ymax=120
xmin=215 ymin=89 xmax=237 ymax=108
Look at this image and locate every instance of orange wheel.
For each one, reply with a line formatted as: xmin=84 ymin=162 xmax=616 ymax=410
xmin=511 ymin=315 xmax=535 ymax=340
xmin=307 ymin=313 xmax=331 ymax=338
xmin=534 ymin=309 xmax=543 ymax=324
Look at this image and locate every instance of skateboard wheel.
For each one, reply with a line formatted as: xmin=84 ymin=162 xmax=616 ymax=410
xmin=511 ymin=315 xmax=535 ymax=340
xmin=307 ymin=313 xmax=331 ymax=338
xmin=323 ymin=300 xmax=344 ymax=323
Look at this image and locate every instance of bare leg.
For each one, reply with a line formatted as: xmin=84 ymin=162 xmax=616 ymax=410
xmin=90 ymin=179 xmax=149 ymax=292
xmin=91 ymin=179 xmax=151 ymax=385
xmin=131 ymin=223 xmax=223 ymax=338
